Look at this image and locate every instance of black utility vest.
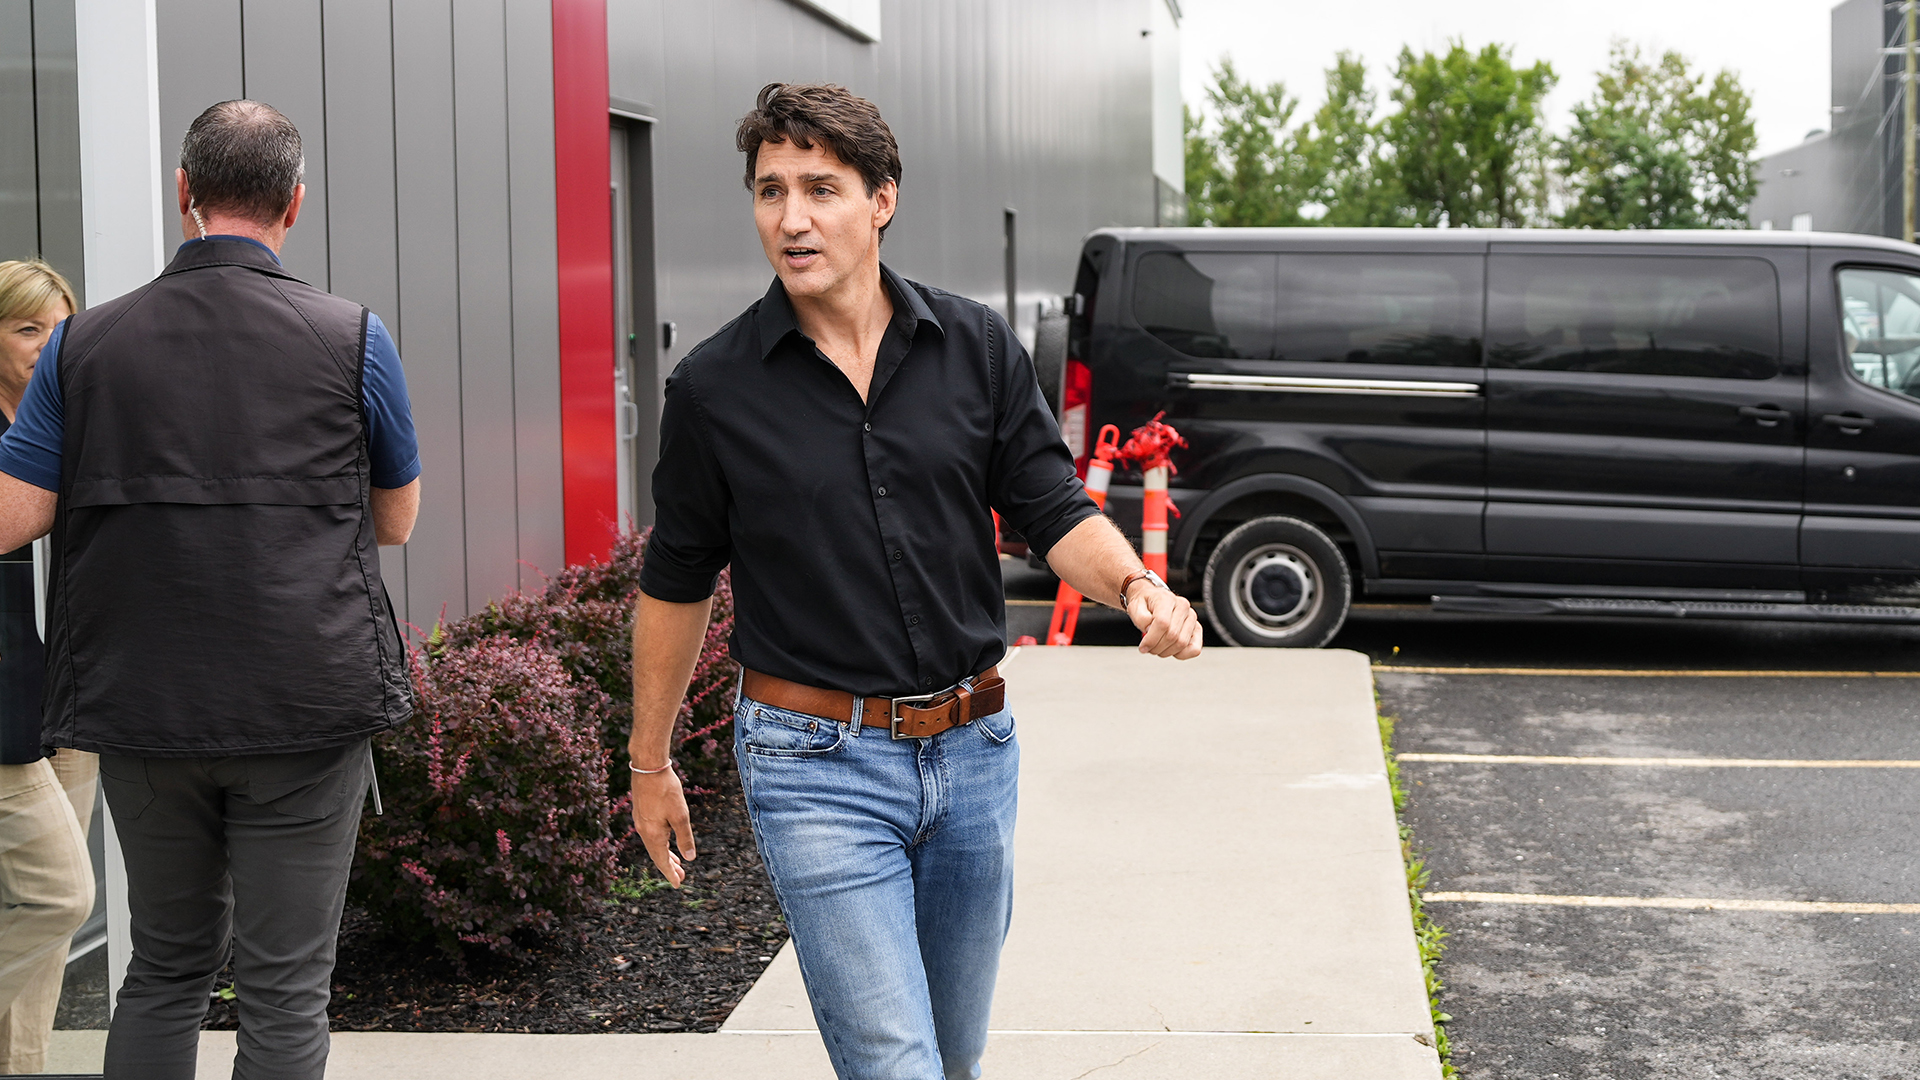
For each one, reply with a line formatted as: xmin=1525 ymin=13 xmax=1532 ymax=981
xmin=43 ymin=238 xmax=411 ymax=756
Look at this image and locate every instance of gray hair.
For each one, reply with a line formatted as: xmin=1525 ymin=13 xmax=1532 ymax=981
xmin=179 ymin=100 xmax=305 ymax=225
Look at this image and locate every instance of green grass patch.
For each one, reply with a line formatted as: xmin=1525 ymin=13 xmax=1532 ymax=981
xmin=1379 ymin=711 xmax=1456 ymax=1077
xmin=608 ymin=868 xmax=674 ymax=904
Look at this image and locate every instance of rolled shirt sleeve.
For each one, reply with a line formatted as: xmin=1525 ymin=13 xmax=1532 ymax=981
xmin=637 ymin=358 xmax=734 ymax=603
xmin=985 ymin=312 xmax=1100 ymax=557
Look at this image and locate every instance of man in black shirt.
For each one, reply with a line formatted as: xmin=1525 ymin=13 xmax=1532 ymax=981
xmin=629 ymin=83 xmax=1200 ymax=1080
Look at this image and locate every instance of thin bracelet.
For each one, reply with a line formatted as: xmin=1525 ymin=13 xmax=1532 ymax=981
xmin=628 ymin=760 xmax=674 ymax=775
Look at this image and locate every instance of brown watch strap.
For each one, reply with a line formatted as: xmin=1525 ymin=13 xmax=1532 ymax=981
xmin=1118 ymin=569 xmax=1156 ymax=605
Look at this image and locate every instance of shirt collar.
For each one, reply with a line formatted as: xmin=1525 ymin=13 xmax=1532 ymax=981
xmin=176 ymin=235 xmax=282 ymax=265
xmin=753 ymin=263 xmax=944 ymax=360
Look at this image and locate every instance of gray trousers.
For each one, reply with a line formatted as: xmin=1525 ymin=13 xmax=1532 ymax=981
xmin=98 ymin=739 xmax=370 ymax=1080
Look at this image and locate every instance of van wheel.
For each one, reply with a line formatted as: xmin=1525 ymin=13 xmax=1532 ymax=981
xmin=1203 ymin=516 xmax=1350 ymax=648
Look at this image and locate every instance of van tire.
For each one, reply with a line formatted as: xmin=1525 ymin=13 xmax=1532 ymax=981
xmin=1203 ymin=516 xmax=1350 ymax=648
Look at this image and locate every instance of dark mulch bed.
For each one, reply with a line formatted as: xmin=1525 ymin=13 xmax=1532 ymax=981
xmin=201 ymin=771 xmax=786 ymax=1034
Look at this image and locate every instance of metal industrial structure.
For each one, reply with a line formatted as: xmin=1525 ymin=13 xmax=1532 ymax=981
xmin=1750 ymin=0 xmax=1918 ymax=238
xmin=0 ymin=0 xmax=1179 ymax=1057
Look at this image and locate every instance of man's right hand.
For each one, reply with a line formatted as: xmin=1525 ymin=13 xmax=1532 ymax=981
xmin=628 ymin=592 xmax=716 ymax=888
xmin=630 ymin=766 xmax=697 ymax=888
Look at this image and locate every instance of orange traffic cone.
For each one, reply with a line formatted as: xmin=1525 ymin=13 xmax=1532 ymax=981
xmin=1045 ymin=425 xmax=1122 ymax=645
xmin=1116 ymin=412 xmax=1187 ymax=579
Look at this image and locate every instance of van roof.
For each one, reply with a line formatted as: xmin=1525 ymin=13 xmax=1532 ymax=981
xmin=1090 ymin=226 xmax=1920 ymax=255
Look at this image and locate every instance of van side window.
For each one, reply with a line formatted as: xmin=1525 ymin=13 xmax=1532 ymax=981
xmin=1274 ymin=255 xmax=1482 ymax=367
xmin=1132 ymin=252 xmax=1274 ymax=359
xmin=1837 ymin=268 xmax=1920 ymax=399
xmin=1487 ymin=256 xmax=1780 ymax=379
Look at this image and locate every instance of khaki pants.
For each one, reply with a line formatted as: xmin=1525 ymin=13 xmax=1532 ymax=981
xmin=0 ymin=750 xmax=97 ymax=1074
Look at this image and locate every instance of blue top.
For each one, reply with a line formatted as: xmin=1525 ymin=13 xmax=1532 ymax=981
xmin=0 ymin=237 xmax=421 ymax=493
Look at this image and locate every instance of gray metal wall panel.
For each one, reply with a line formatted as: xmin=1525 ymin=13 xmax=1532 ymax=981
xmin=451 ymin=0 xmax=518 ymax=612
xmin=155 ymin=0 xmax=241 ymax=234
xmin=609 ymin=0 xmax=1157 ymax=391
xmin=391 ymin=0 xmax=468 ymax=622
xmin=30 ymin=0 xmax=83 ymax=298
xmin=241 ymin=0 xmax=330 ymax=287
xmin=323 ymin=0 xmax=407 ymax=622
xmin=504 ymin=0 xmax=565 ymax=587
xmin=1 ymin=3 xmax=40 ymax=263
xmin=45 ymin=0 xmax=564 ymax=628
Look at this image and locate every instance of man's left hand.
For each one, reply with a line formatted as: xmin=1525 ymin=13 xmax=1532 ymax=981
xmin=1127 ymin=585 xmax=1203 ymax=659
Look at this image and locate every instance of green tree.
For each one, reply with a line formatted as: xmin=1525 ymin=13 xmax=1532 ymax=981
xmin=1382 ymin=41 xmax=1557 ymax=228
xmin=1184 ymin=103 xmax=1225 ymax=225
xmin=1559 ymin=43 xmax=1758 ymax=229
xmin=1183 ymin=60 xmax=1312 ymax=226
xmin=1297 ymin=53 xmax=1402 ymax=226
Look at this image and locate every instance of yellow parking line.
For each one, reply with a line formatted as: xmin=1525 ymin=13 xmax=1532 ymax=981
xmin=1399 ymin=753 xmax=1920 ymax=769
xmin=1375 ymin=665 xmax=1920 ymax=678
xmin=1424 ymin=890 xmax=1920 ymax=914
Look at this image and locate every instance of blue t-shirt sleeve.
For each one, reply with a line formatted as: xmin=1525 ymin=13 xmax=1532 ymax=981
xmin=0 ymin=324 xmax=67 ymax=492
xmin=362 ymin=313 xmax=421 ymax=489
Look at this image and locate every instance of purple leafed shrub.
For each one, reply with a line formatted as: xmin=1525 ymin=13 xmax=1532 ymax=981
xmin=441 ymin=528 xmax=740 ymax=790
xmin=354 ymin=530 xmax=739 ymax=959
xmin=353 ymin=637 xmax=621 ymax=959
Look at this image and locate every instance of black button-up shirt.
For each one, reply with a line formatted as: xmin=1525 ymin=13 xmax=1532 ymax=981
xmin=639 ymin=265 xmax=1099 ymax=698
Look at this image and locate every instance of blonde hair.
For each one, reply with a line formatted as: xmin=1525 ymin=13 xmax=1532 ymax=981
xmin=0 ymin=260 xmax=77 ymax=323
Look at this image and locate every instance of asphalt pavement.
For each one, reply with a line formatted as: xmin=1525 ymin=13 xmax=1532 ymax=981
xmin=1003 ymin=561 xmax=1920 ymax=1077
xmin=1372 ymin=618 xmax=1920 ymax=1079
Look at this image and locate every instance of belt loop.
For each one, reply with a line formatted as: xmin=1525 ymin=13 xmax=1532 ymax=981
xmin=848 ymin=695 xmax=863 ymax=737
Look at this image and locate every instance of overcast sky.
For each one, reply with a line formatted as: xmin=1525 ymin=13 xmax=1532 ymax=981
xmin=1179 ymin=0 xmax=1837 ymax=159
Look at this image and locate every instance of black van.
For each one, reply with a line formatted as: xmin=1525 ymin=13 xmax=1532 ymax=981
xmin=1053 ymin=227 xmax=1920 ymax=647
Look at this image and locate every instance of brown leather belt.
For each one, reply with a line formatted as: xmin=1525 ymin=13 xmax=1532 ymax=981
xmin=740 ymin=666 xmax=1005 ymax=740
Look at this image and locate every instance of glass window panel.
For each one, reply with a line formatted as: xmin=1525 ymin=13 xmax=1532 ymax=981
xmin=1488 ymin=255 xmax=1781 ymax=380
xmin=1131 ymin=252 xmax=1274 ymax=359
xmin=1273 ymin=255 xmax=1483 ymax=367
xmin=1837 ymin=268 xmax=1920 ymax=400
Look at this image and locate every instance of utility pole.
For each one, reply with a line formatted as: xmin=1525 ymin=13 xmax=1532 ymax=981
xmin=1906 ymin=0 xmax=1916 ymax=242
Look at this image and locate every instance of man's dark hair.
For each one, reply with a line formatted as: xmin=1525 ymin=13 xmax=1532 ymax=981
xmin=179 ymin=100 xmax=305 ymax=225
xmin=736 ymin=83 xmax=902 ymax=236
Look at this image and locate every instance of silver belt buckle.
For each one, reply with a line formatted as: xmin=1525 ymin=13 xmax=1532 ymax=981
xmin=888 ymin=686 xmax=954 ymax=740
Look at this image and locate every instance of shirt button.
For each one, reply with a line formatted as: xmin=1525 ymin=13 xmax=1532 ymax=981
xmin=864 ymin=422 xmax=872 ymax=432
xmin=893 ymin=550 xmax=903 ymax=561
xmin=877 ymin=486 xmax=887 ymax=497
xmin=911 ymin=615 xmax=921 ymax=625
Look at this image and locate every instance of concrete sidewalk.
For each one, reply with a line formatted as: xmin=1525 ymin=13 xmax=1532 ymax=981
xmin=193 ymin=647 xmax=1440 ymax=1079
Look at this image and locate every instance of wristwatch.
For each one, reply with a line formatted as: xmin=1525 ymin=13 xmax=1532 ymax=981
xmin=1119 ymin=568 xmax=1169 ymax=606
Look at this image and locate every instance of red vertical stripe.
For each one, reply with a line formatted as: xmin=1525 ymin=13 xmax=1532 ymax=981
xmin=551 ymin=0 xmax=617 ymax=565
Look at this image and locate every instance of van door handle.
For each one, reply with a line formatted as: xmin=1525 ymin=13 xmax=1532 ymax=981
xmin=1738 ymin=405 xmax=1791 ymax=427
xmin=1821 ymin=412 xmax=1876 ymax=433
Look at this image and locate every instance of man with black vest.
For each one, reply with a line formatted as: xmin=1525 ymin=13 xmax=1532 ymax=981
xmin=0 ymin=100 xmax=420 ymax=1079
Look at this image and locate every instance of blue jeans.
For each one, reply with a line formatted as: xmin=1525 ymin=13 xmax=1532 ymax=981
xmin=734 ymin=692 xmax=1019 ymax=1080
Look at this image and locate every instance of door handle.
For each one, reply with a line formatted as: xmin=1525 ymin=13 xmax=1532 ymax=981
xmin=1820 ymin=412 xmax=1876 ymax=433
xmin=1738 ymin=404 xmax=1792 ymax=427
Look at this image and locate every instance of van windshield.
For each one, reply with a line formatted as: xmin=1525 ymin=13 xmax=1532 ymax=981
xmin=1838 ymin=267 xmax=1920 ymax=399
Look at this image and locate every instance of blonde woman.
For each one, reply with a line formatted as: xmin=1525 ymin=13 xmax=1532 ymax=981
xmin=0 ymin=259 xmax=94 ymax=1074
